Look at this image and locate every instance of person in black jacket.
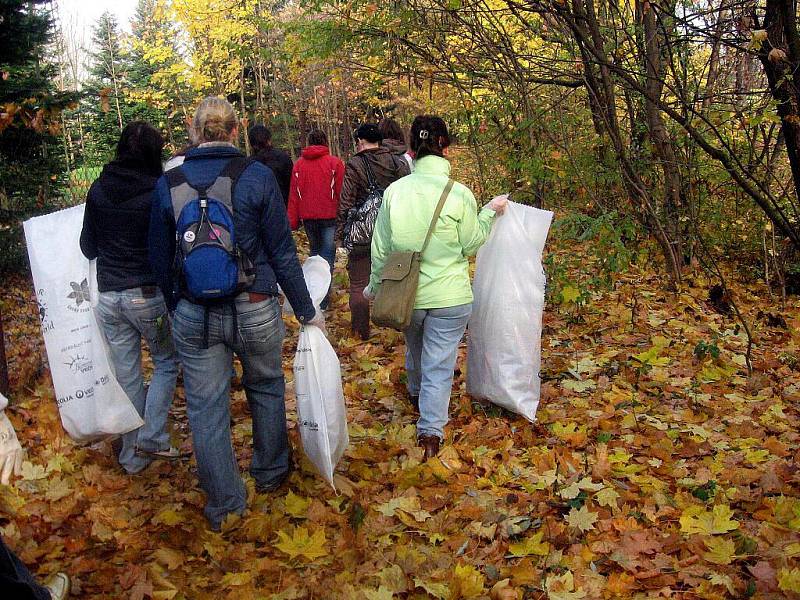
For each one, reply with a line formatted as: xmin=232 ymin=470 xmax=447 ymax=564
xmin=80 ymin=121 xmax=180 ymax=475
xmin=249 ymin=124 xmax=293 ymax=205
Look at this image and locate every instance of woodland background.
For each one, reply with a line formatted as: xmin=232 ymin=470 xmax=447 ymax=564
xmin=2 ymin=0 xmax=800 ymax=598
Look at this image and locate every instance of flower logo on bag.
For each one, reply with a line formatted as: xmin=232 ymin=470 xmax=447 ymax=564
xmin=66 ymin=279 xmax=91 ymax=313
xmin=67 ymin=279 xmax=90 ymax=306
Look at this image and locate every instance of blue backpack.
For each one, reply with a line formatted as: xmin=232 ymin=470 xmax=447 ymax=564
xmin=166 ymin=157 xmax=256 ymax=300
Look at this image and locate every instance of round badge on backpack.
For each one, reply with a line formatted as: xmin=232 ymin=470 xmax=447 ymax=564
xmin=183 ymin=230 xmax=196 ymax=243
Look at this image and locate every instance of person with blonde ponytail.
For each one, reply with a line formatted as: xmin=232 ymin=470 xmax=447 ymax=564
xmin=149 ymin=97 xmax=324 ymax=530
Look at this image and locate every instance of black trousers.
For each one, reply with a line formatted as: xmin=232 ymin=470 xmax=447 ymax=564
xmin=0 ymin=536 xmax=50 ymax=600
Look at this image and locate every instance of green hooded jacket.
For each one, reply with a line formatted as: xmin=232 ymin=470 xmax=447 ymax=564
xmin=368 ymin=154 xmax=497 ymax=309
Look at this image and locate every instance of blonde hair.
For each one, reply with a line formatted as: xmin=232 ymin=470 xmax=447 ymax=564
xmin=193 ymin=96 xmax=238 ymax=143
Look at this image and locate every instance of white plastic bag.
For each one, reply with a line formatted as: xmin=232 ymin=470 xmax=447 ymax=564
xmin=293 ymin=256 xmax=348 ymax=487
xmin=24 ymin=205 xmax=144 ymax=442
xmin=466 ymin=202 xmax=553 ymax=421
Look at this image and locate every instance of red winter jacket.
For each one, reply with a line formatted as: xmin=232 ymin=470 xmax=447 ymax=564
xmin=287 ymin=145 xmax=345 ymax=229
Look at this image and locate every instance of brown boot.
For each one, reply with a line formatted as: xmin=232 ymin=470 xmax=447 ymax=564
xmin=418 ymin=435 xmax=440 ymax=460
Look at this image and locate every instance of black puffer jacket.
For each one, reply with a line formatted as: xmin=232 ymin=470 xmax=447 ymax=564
xmin=80 ymin=162 xmax=158 ymax=292
xmin=254 ymin=146 xmax=293 ymax=205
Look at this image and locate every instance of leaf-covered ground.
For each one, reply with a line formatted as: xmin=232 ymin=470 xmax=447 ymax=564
xmin=2 ymin=230 xmax=800 ymax=600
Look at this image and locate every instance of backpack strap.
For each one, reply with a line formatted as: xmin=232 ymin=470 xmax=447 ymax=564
xmin=169 ymin=156 xmax=253 ymax=221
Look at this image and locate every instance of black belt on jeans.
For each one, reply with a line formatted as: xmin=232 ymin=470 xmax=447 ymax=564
xmin=140 ymin=285 xmax=158 ymax=298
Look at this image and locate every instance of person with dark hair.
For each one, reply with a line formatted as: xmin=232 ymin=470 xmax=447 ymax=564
xmin=337 ymin=123 xmax=410 ymax=339
xmin=80 ymin=121 xmax=180 ymax=475
xmin=365 ymin=115 xmax=508 ymax=460
xmin=287 ymin=129 xmax=345 ymax=308
xmin=249 ymin=124 xmax=293 ymax=205
xmin=379 ymin=118 xmax=413 ymax=171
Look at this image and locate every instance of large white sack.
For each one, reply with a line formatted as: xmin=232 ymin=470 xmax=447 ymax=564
xmin=466 ymin=202 xmax=553 ymax=422
xmin=24 ymin=205 xmax=144 ymax=442
xmin=293 ymin=256 xmax=348 ymax=487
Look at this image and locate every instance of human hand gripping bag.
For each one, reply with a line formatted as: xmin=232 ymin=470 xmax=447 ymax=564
xmin=466 ymin=201 xmax=553 ymax=421
xmin=23 ymin=205 xmax=144 ymax=442
xmin=293 ymin=256 xmax=348 ymax=488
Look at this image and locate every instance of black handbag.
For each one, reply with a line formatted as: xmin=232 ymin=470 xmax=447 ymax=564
xmin=343 ymin=155 xmax=386 ymax=251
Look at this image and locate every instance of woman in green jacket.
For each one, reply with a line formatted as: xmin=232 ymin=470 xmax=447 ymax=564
xmin=365 ymin=116 xmax=507 ymax=459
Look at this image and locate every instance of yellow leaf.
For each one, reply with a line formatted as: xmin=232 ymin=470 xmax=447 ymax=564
xmin=376 ymin=496 xmax=431 ymax=522
xmin=560 ymin=285 xmax=580 ymax=304
xmin=679 ymin=504 xmax=739 ymax=535
xmin=451 ymin=563 xmax=485 ymax=598
xmin=595 ymin=487 xmax=620 ymax=509
xmin=20 ymin=461 xmax=47 ymax=480
xmin=545 ymin=571 xmax=587 ymax=600
xmin=274 ymin=526 xmax=328 ymax=561
xmin=631 ymin=347 xmax=669 ymax=367
xmin=508 ymin=531 xmax=550 ymax=557
xmin=221 ymin=571 xmax=253 ymax=586
xmin=151 ymin=508 xmax=184 ymax=527
xmin=153 ymin=547 xmax=184 ymax=570
xmin=565 ymin=506 xmax=598 ymax=532
xmin=284 ymin=491 xmax=311 ymax=518
xmin=44 ymin=476 xmax=72 ymax=502
xmin=414 ymin=577 xmax=449 ymax=599
xmin=703 ymin=537 xmax=736 ymax=565
xmin=778 ymin=567 xmax=800 ymax=593
xmin=363 ymin=587 xmax=393 ymax=600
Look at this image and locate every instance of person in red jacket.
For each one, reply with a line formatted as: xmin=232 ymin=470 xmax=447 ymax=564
xmin=287 ymin=130 xmax=345 ymax=308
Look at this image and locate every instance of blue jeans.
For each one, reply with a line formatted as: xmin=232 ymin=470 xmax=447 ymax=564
xmin=171 ymin=295 xmax=287 ymax=529
xmin=96 ymin=288 xmax=178 ymax=474
xmin=405 ymin=303 xmax=472 ymax=439
xmin=303 ymin=219 xmax=335 ymax=308
xmin=0 ymin=536 xmax=50 ymax=600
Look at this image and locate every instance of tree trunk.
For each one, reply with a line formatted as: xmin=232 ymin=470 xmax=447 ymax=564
xmin=757 ymin=0 xmax=800 ymax=208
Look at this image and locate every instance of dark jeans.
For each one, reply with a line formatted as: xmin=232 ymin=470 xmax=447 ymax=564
xmin=0 ymin=536 xmax=50 ymax=600
xmin=303 ymin=219 xmax=336 ymax=309
xmin=347 ymin=246 xmax=371 ymax=340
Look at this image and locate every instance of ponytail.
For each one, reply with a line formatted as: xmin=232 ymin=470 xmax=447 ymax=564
xmin=409 ymin=115 xmax=451 ymax=159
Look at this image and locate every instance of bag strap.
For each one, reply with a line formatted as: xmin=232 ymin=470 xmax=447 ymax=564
xmin=360 ymin=154 xmax=378 ymax=191
xmin=421 ymin=179 xmax=454 ymax=254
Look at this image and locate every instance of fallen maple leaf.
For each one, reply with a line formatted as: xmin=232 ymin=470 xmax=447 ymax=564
xmin=545 ymin=571 xmax=587 ymax=600
xmin=507 ymin=531 xmax=549 ymax=557
xmin=451 ymin=563 xmax=485 ymax=598
xmin=778 ymin=567 xmax=800 ymax=594
xmin=679 ymin=504 xmax=739 ymax=535
xmin=274 ymin=526 xmax=328 ymax=561
xmin=703 ymin=536 xmax=736 ymax=565
xmin=284 ymin=490 xmax=311 ymax=518
xmin=566 ymin=506 xmax=598 ymax=532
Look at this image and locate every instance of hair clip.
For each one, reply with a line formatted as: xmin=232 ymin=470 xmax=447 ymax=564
xmin=419 ymin=130 xmax=429 ymax=139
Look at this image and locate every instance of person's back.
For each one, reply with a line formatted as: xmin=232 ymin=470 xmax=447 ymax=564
xmin=81 ymin=148 xmax=159 ymax=292
xmin=80 ymin=121 xmax=179 ymax=476
xmin=379 ymin=117 xmax=414 ymax=171
xmin=149 ymin=97 xmax=321 ymax=531
xmin=375 ymin=155 xmax=484 ymax=309
xmin=337 ymin=123 xmax=410 ymax=339
xmin=367 ymin=115 xmax=507 ymax=461
xmin=287 ymin=133 xmax=344 ymax=230
xmin=249 ymin=124 xmax=293 ymax=205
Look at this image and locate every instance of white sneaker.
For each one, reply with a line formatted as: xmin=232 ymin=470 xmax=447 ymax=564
xmin=135 ymin=446 xmax=188 ymax=460
xmin=44 ymin=572 xmax=70 ymax=600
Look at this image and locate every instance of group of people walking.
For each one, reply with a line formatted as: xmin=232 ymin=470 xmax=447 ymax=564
xmin=6 ymin=97 xmax=509 ymax=541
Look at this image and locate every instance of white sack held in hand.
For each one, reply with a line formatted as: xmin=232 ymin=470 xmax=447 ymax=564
xmin=293 ymin=256 xmax=348 ymax=487
xmin=467 ymin=201 xmax=553 ymax=421
xmin=24 ymin=205 xmax=144 ymax=442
